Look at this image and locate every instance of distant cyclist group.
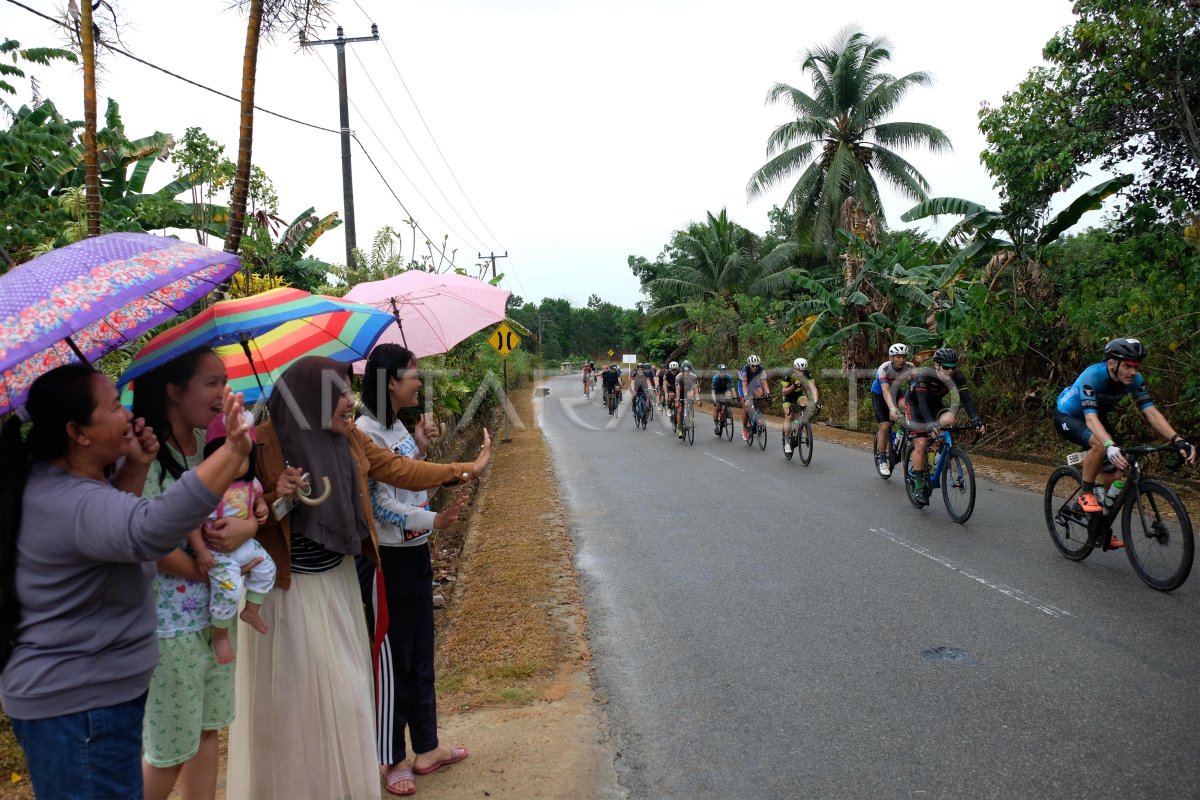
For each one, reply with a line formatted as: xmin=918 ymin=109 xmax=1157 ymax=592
xmin=582 ymin=336 xmax=1192 ymax=523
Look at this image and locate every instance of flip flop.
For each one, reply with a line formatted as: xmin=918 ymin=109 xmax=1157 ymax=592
xmin=384 ymin=766 xmax=416 ymax=797
xmin=412 ymin=746 xmax=469 ymax=776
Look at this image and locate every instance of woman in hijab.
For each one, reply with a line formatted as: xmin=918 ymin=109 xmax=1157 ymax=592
xmin=227 ymin=357 xmax=490 ymax=800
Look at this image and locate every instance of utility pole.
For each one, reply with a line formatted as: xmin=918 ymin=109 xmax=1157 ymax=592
xmin=301 ymin=23 xmax=379 ymax=269
xmin=478 ymin=251 xmax=508 ymax=280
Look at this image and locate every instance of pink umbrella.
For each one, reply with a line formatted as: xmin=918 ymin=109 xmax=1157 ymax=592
xmin=345 ymin=271 xmax=510 ymax=370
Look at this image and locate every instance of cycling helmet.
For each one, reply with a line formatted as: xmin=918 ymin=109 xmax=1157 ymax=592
xmin=717 ymin=364 xmax=727 ymax=371
xmin=888 ymin=343 xmax=908 ymax=357
xmin=669 ymin=361 xmax=679 ymax=370
xmin=681 ymin=360 xmax=692 ymax=371
xmin=932 ymin=347 xmax=958 ymax=368
xmin=746 ymin=354 xmax=762 ymax=366
xmin=1104 ymin=337 xmax=1146 ymax=362
xmin=793 ymin=357 xmax=808 ymax=370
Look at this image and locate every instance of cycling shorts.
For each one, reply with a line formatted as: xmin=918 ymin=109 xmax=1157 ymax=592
xmin=1054 ymin=410 xmax=1114 ymax=450
xmin=872 ymin=392 xmax=892 ymax=423
xmin=781 ymin=395 xmax=810 ymax=411
xmin=905 ymin=396 xmax=945 ymax=438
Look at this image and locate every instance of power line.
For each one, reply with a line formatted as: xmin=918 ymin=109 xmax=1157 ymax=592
xmin=310 ymin=49 xmax=481 ymax=262
xmin=347 ymin=45 xmax=492 ymax=250
xmin=346 ymin=1 xmax=526 ymax=296
xmin=3 ymin=0 xmax=340 ymax=136
xmin=351 ymin=133 xmax=461 ymax=271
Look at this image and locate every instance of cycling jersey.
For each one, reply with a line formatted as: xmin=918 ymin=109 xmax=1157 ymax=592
xmin=601 ymin=369 xmax=621 ymax=390
xmin=779 ymin=370 xmax=815 ymax=408
xmin=664 ymin=368 xmax=679 ymax=390
xmin=908 ymin=367 xmax=979 ymax=422
xmin=711 ymin=373 xmax=733 ymax=394
xmin=631 ymin=372 xmax=651 ymax=395
xmin=737 ymin=365 xmax=766 ymax=397
xmin=1056 ymin=362 xmax=1153 ymax=416
xmin=871 ymin=361 xmax=913 ymax=395
xmin=676 ymin=370 xmax=698 ymax=396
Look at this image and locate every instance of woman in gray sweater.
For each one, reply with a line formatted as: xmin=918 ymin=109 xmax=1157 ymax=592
xmin=0 ymin=363 xmax=253 ymax=799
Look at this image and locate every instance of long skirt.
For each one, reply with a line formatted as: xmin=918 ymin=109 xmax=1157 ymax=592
xmin=227 ymin=557 xmax=380 ymax=800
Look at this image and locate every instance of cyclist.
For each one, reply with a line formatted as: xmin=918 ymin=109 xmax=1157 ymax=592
xmin=779 ymin=357 xmax=820 ymax=455
xmin=675 ymin=361 xmax=700 ymax=439
xmin=710 ymin=364 xmax=735 ymax=423
xmin=582 ymin=361 xmax=594 ymax=398
xmin=629 ymin=363 xmax=652 ymax=420
xmin=738 ymin=355 xmax=771 ymax=443
xmin=601 ymin=363 xmax=622 ymax=414
xmin=906 ymin=347 xmax=984 ymax=505
xmin=1054 ymin=338 xmax=1195 ymax=527
xmin=662 ymin=361 xmax=681 ymax=411
xmin=871 ymin=343 xmax=914 ymax=475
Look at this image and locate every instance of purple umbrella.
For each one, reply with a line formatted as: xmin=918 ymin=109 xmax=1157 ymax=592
xmin=0 ymin=232 xmax=240 ymax=414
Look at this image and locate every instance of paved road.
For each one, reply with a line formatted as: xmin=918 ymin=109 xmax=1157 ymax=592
xmin=533 ymin=376 xmax=1200 ymax=800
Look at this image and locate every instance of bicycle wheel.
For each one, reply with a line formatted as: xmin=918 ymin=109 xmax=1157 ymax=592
xmin=686 ymin=415 xmax=695 ymax=445
xmin=940 ymin=446 xmax=976 ymax=523
xmin=798 ymin=422 xmax=813 ymax=466
xmin=1122 ymin=479 xmax=1194 ymax=591
xmin=757 ymin=419 xmax=767 ymax=450
xmin=1043 ymin=466 xmax=1093 ymax=561
xmin=902 ymin=440 xmax=924 ymax=509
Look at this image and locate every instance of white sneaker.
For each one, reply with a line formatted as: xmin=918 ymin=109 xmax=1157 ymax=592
xmin=784 ymin=442 xmax=793 ymax=454
xmin=878 ymin=459 xmax=891 ymax=476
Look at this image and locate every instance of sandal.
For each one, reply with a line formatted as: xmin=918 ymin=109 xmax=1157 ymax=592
xmin=385 ymin=766 xmax=416 ymax=797
xmin=412 ymin=746 xmax=469 ymax=776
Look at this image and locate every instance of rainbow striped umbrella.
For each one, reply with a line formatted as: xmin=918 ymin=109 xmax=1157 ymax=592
xmin=215 ymin=309 xmax=393 ymax=403
xmin=119 ymin=288 xmax=393 ymax=402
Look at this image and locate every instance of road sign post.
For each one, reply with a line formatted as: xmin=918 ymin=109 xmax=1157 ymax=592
xmin=488 ymin=322 xmax=521 ymax=443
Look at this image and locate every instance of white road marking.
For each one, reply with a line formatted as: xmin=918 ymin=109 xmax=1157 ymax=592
xmin=705 ymin=453 xmax=746 ymax=472
xmin=869 ymin=527 xmax=1072 ymax=618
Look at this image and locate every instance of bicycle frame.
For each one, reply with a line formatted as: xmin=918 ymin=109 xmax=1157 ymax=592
xmin=1073 ymin=446 xmax=1171 ymax=549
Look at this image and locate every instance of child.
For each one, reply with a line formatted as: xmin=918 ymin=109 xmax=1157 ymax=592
xmin=189 ymin=412 xmax=277 ymax=665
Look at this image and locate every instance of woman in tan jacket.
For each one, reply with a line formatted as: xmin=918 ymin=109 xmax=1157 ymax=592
xmin=227 ymin=357 xmax=490 ymax=800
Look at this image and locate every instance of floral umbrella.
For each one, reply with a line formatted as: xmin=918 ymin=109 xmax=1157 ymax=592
xmin=0 ymin=233 xmax=240 ymax=415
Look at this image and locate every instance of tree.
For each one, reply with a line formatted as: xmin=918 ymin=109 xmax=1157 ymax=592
xmin=746 ymin=28 xmax=951 ymax=249
xmin=226 ymin=1 xmax=332 ymax=257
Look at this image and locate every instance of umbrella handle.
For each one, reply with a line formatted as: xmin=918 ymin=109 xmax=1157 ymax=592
xmin=296 ymin=475 xmax=332 ymax=506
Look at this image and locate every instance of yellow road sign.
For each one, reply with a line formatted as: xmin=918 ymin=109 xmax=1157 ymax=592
xmin=608 ymin=349 xmax=615 ymax=357
xmin=488 ymin=321 xmax=521 ymax=358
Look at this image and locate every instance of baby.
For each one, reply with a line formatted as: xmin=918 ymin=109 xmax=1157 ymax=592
xmin=188 ymin=412 xmax=277 ymax=665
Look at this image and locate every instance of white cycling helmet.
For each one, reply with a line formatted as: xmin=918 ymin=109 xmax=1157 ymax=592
xmin=669 ymin=360 xmax=679 ymax=369
xmin=746 ymin=354 xmax=762 ymax=366
xmin=888 ymin=343 xmax=909 ymax=357
xmin=681 ymin=360 xmax=692 ymax=371
xmin=793 ymin=357 xmax=808 ymax=370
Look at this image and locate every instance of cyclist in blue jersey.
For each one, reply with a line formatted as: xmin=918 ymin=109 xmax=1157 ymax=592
xmin=738 ymin=355 xmax=771 ymax=443
xmin=906 ymin=347 xmax=984 ymax=504
xmin=710 ymin=364 xmax=735 ymax=423
xmin=871 ymin=343 xmax=914 ymax=476
xmin=1054 ymin=338 xmax=1194 ymax=519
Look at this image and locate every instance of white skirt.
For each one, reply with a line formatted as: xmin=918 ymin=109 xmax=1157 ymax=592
xmin=227 ymin=557 xmax=380 ymax=800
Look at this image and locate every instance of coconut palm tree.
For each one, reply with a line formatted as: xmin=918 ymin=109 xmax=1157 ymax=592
xmin=746 ymin=28 xmax=951 ymax=249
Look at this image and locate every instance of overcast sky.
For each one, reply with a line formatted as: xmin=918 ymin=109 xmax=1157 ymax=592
xmin=3 ymin=0 xmax=1082 ymax=308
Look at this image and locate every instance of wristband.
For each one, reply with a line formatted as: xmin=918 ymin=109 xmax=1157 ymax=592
xmin=1102 ymin=439 xmax=1114 ymax=448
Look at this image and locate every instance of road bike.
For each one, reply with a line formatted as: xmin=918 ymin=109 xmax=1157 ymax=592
xmin=873 ymin=420 xmax=906 ymax=480
xmin=782 ymin=403 xmax=817 ymax=465
xmin=743 ymin=396 xmax=769 ymax=450
xmin=646 ymin=392 xmax=655 ymax=423
xmin=605 ymin=387 xmax=620 ymax=416
xmin=1044 ymin=443 xmax=1193 ymax=592
xmin=902 ymin=425 xmax=980 ymax=523
xmin=713 ymin=399 xmax=734 ymax=440
xmin=582 ymin=374 xmax=591 ymax=399
xmin=633 ymin=391 xmax=648 ymax=430
xmin=678 ymin=397 xmax=695 ymax=445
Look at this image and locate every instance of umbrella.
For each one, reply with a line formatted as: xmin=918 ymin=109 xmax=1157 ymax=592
xmin=0 ymin=233 xmax=239 ymax=415
xmin=344 ymin=271 xmax=510 ymax=369
xmin=215 ymin=308 xmax=394 ymax=404
xmin=118 ymin=288 xmax=394 ymax=401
